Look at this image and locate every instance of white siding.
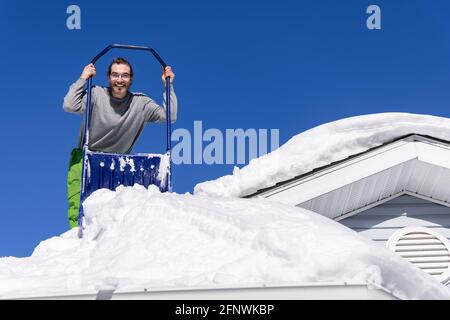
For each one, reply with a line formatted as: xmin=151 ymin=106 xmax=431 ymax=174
xmin=339 ymin=195 xmax=450 ymax=247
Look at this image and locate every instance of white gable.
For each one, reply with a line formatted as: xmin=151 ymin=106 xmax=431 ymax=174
xmin=252 ymin=135 xmax=450 ymax=220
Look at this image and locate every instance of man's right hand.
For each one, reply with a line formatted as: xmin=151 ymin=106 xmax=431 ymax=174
xmin=80 ymin=63 xmax=96 ymax=80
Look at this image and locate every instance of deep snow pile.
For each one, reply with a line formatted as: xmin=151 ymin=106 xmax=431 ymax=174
xmin=0 ymin=185 xmax=448 ymax=299
xmin=194 ymin=113 xmax=450 ymax=197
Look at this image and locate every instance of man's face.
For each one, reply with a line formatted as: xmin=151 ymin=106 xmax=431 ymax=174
xmin=108 ymin=63 xmax=132 ymax=98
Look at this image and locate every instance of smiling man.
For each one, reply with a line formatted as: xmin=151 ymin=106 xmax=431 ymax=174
xmin=63 ymin=57 xmax=177 ymax=228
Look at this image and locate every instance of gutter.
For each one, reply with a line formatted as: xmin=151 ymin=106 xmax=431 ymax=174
xmin=8 ymin=282 xmax=397 ymax=300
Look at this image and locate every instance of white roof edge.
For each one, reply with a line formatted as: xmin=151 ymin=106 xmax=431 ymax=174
xmin=406 ymin=133 xmax=450 ymax=146
xmin=257 ymin=141 xmax=417 ymax=202
xmin=251 ymin=137 xmax=412 ymax=198
xmin=254 ymin=135 xmax=450 ymax=200
xmin=8 ymin=282 xmax=397 ymax=300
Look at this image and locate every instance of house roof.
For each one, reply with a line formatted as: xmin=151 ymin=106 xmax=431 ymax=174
xmin=245 ymin=134 xmax=450 ymax=221
xmin=194 ymin=113 xmax=450 ymax=199
xmin=245 ymin=134 xmax=450 ymax=196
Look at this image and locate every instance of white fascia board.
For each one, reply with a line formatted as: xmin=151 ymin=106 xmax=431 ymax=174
xmin=416 ymin=142 xmax=450 ymax=169
xmin=261 ymin=140 xmax=418 ymax=205
xmin=14 ymin=282 xmax=396 ymax=300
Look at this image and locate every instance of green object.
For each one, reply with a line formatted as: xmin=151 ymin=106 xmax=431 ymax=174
xmin=67 ymin=148 xmax=83 ymax=228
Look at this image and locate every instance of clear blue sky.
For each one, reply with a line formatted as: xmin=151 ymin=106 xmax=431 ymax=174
xmin=1 ymin=0 xmax=449 ymax=257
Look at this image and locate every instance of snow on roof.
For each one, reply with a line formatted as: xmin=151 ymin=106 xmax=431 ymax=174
xmin=194 ymin=113 xmax=450 ymax=198
xmin=0 ymin=185 xmax=448 ymax=299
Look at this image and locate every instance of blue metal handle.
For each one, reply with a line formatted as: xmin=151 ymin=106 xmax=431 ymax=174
xmin=165 ymin=77 xmax=171 ymax=151
xmin=80 ymin=44 xmax=173 ymax=200
xmin=90 ymin=44 xmax=167 ymax=66
xmin=83 ymin=44 xmax=170 ymax=150
xmin=80 ymin=77 xmax=93 ymax=203
xmin=84 ymin=78 xmax=93 ymax=146
xmin=165 ymin=76 xmax=172 ymax=191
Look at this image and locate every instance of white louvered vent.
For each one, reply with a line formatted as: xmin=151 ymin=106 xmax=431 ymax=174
xmin=387 ymin=226 xmax=450 ymax=284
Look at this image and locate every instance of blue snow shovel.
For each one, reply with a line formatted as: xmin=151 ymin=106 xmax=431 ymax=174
xmin=78 ymin=44 xmax=173 ymax=227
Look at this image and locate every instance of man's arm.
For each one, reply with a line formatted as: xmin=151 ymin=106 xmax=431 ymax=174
xmin=63 ymin=64 xmax=97 ymax=114
xmin=144 ymin=83 xmax=178 ymax=123
xmin=145 ymin=66 xmax=178 ymax=123
xmin=63 ymin=78 xmax=88 ymax=114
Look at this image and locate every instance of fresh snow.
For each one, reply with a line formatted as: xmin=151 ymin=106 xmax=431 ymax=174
xmin=194 ymin=113 xmax=450 ymax=197
xmin=0 ymin=185 xmax=448 ymax=299
xmin=1 ymin=112 xmax=450 ymax=299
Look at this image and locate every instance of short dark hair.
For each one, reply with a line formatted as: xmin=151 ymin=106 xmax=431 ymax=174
xmin=108 ymin=57 xmax=134 ymax=78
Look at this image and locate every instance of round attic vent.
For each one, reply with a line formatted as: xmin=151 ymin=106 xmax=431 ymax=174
xmin=387 ymin=226 xmax=450 ymax=284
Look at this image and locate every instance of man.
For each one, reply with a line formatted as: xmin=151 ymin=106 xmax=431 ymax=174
xmin=63 ymin=57 xmax=177 ymax=228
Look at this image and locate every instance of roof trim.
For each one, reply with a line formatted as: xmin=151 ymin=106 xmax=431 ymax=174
xmin=13 ymin=282 xmax=396 ymax=300
xmin=244 ymin=134 xmax=450 ymax=198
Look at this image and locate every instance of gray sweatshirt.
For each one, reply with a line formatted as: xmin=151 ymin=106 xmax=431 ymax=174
xmin=63 ymin=78 xmax=178 ymax=154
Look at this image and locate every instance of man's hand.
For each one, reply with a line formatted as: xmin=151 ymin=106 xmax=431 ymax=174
xmin=80 ymin=63 xmax=96 ymax=80
xmin=162 ymin=66 xmax=175 ymax=84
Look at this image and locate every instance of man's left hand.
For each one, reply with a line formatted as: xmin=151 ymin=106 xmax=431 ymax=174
xmin=162 ymin=66 xmax=175 ymax=84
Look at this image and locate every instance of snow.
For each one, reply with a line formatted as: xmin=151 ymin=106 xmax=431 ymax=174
xmin=0 ymin=185 xmax=448 ymax=299
xmin=194 ymin=113 xmax=450 ymax=197
xmin=119 ymin=157 xmax=135 ymax=172
xmin=1 ymin=112 xmax=450 ymax=299
xmin=157 ymin=152 xmax=171 ymax=186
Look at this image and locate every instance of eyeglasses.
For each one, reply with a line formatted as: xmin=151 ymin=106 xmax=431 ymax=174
xmin=110 ymin=72 xmax=131 ymax=80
